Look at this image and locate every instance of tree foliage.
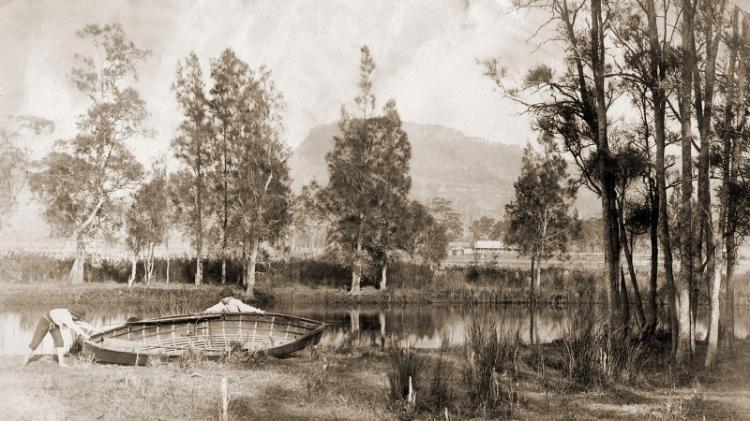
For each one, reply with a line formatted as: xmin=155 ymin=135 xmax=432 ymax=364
xmin=30 ymin=23 xmax=149 ymax=284
xmin=317 ymin=46 xmax=416 ymax=293
xmin=505 ymin=141 xmax=577 ymax=265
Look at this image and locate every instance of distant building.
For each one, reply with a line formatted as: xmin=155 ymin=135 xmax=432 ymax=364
xmin=448 ymin=241 xmax=471 ymax=256
xmin=473 ymin=240 xmax=505 ymax=253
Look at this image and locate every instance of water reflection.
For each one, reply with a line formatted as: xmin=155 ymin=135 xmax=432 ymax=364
xmin=1 ymin=303 xmax=748 ymax=356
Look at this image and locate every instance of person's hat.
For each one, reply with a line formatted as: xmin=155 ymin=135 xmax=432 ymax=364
xmin=219 ymin=287 xmax=234 ymax=299
xmin=70 ymin=304 xmax=87 ymax=320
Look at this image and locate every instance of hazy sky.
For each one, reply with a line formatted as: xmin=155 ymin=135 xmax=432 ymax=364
xmin=0 ymin=0 xmax=562 ymax=165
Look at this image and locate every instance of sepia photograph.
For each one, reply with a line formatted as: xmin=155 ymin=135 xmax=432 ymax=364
xmin=1 ymin=0 xmax=750 ymax=419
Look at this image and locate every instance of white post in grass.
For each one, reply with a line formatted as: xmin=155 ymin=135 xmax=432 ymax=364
xmin=221 ymin=377 xmax=229 ymax=421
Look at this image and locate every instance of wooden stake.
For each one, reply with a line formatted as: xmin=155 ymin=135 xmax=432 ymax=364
xmin=221 ymin=377 xmax=229 ymax=421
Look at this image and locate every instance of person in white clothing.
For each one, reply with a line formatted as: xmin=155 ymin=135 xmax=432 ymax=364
xmin=23 ymin=304 xmax=91 ymax=367
xmin=204 ymin=288 xmax=265 ymax=314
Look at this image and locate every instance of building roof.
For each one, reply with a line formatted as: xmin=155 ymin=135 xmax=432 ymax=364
xmin=474 ymin=240 xmax=504 ymax=249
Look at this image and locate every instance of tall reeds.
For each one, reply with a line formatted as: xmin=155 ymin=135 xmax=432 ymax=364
xmin=462 ymin=318 xmax=521 ymax=417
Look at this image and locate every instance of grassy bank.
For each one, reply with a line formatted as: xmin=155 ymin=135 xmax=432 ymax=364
xmin=3 ymin=337 xmax=748 ymax=420
xmin=0 ymin=281 xmax=595 ymax=307
xmin=0 ymin=282 xmax=271 ymax=309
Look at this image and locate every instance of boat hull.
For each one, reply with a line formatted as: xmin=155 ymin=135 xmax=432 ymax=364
xmin=83 ymin=312 xmax=325 ymax=366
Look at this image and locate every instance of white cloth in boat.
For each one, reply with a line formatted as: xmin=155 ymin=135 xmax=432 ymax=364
xmin=204 ymin=297 xmax=265 ymax=314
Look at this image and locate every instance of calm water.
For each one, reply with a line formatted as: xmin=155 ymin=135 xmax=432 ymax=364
xmin=2 ymin=302 xmax=748 ymax=356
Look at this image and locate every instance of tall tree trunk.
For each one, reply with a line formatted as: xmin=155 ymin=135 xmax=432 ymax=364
xmin=695 ymin=0 xmax=725 ymax=364
xmin=645 ymin=0 xmax=678 ymax=356
xmin=725 ymin=233 xmax=736 ymax=351
xmin=529 ymin=256 xmax=536 ymax=302
xmin=591 ymin=0 xmax=622 ymax=351
xmin=676 ymin=0 xmax=696 ymax=365
xmin=222 ymin=125 xmax=229 ymax=285
xmin=648 ymin=180 xmax=660 ymax=336
xmin=246 ymin=240 xmax=259 ymax=295
xmin=195 ymin=179 xmax=204 ymax=285
xmin=166 ymin=256 xmax=170 ymax=285
xmin=69 ymin=233 xmax=86 ymax=285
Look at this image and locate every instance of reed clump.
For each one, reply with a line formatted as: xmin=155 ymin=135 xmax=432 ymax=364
xmin=462 ymin=318 xmax=521 ymax=418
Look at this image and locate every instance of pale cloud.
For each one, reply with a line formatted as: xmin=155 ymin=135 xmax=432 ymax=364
xmin=0 ymin=0 xmax=560 ymax=166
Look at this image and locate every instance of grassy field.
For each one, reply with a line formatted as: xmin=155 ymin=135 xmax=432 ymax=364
xmin=3 ymin=339 xmax=749 ymax=420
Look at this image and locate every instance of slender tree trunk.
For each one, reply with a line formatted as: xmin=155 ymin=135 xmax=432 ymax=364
xmin=591 ymin=0 xmax=622 ymax=351
xmin=351 ymin=236 xmax=362 ymax=295
xmin=221 ymin=250 xmax=227 ymax=285
xmin=128 ymin=252 xmax=137 ymax=288
xmin=534 ymin=258 xmax=542 ymax=296
xmin=529 ymin=256 xmax=536 ymax=302
xmin=725 ymin=235 xmax=736 ymax=351
xmin=147 ymin=243 xmax=155 ymax=285
xmin=620 ymin=214 xmax=646 ymax=329
xmin=380 ymin=262 xmax=387 ymax=290
xmin=675 ymin=0 xmax=696 ymax=365
xmin=706 ymin=247 xmax=723 ymax=366
xmin=166 ymin=256 xmax=170 ymax=285
xmin=645 ymin=0 xmax=678 ymax=356
xmin=648 ymin=181 xmax=659 ymax=335
xmin=222 ymin=124 xmax=229 ymax=285
xmin=69 ymin=233 xmax=86 ymax=285
xmin=621 ymin=266 xmax=631 ymax=337
xmin=246 ymin=240 xmax=259 ymax=295
xmin=708 ymin=5 xmax=739 ymax=368
xmin=195 ymin=175 xmax=204 ymax=285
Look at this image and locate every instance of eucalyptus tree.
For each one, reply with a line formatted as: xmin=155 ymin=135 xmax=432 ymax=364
xmin=317 ymin=46 xmax=413 ymax=294
xmin=710 ymin=5 xmax=750 ymax=365
xmin=209 ymin=49 xmax=248 ymax=285
xmin=228 ymin=65 xmax=290 ymax=294
xmin=170 ymin=53 xmax=212 ymax=285
xmin=30 ymin=24 xmax=149 ymax=284
xmin=504 ymin=139 xmax=577 ymax=299
xmin=126 ymin=162 xmax=167 ymax=287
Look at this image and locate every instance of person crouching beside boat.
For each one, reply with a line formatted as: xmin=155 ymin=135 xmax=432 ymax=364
xmin=23 ymin=304 xmax=91 ymax=368
xmin=204 ymin=288 xmax=265 ymax=314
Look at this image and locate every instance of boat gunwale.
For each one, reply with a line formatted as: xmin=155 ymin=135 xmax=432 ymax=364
xmin=83 ymin=312 xmax=326 ymax=358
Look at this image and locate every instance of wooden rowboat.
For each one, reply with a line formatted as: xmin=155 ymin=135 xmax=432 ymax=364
xmin=82 ymin=313 xmax=325 ymax=366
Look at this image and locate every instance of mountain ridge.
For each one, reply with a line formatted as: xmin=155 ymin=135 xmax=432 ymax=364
xmin=290 ymin=122 xmax=529 ymax=222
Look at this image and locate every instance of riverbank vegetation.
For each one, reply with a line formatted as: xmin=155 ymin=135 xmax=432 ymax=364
xmin=3 ymin=317 xmax=749 ymax=420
